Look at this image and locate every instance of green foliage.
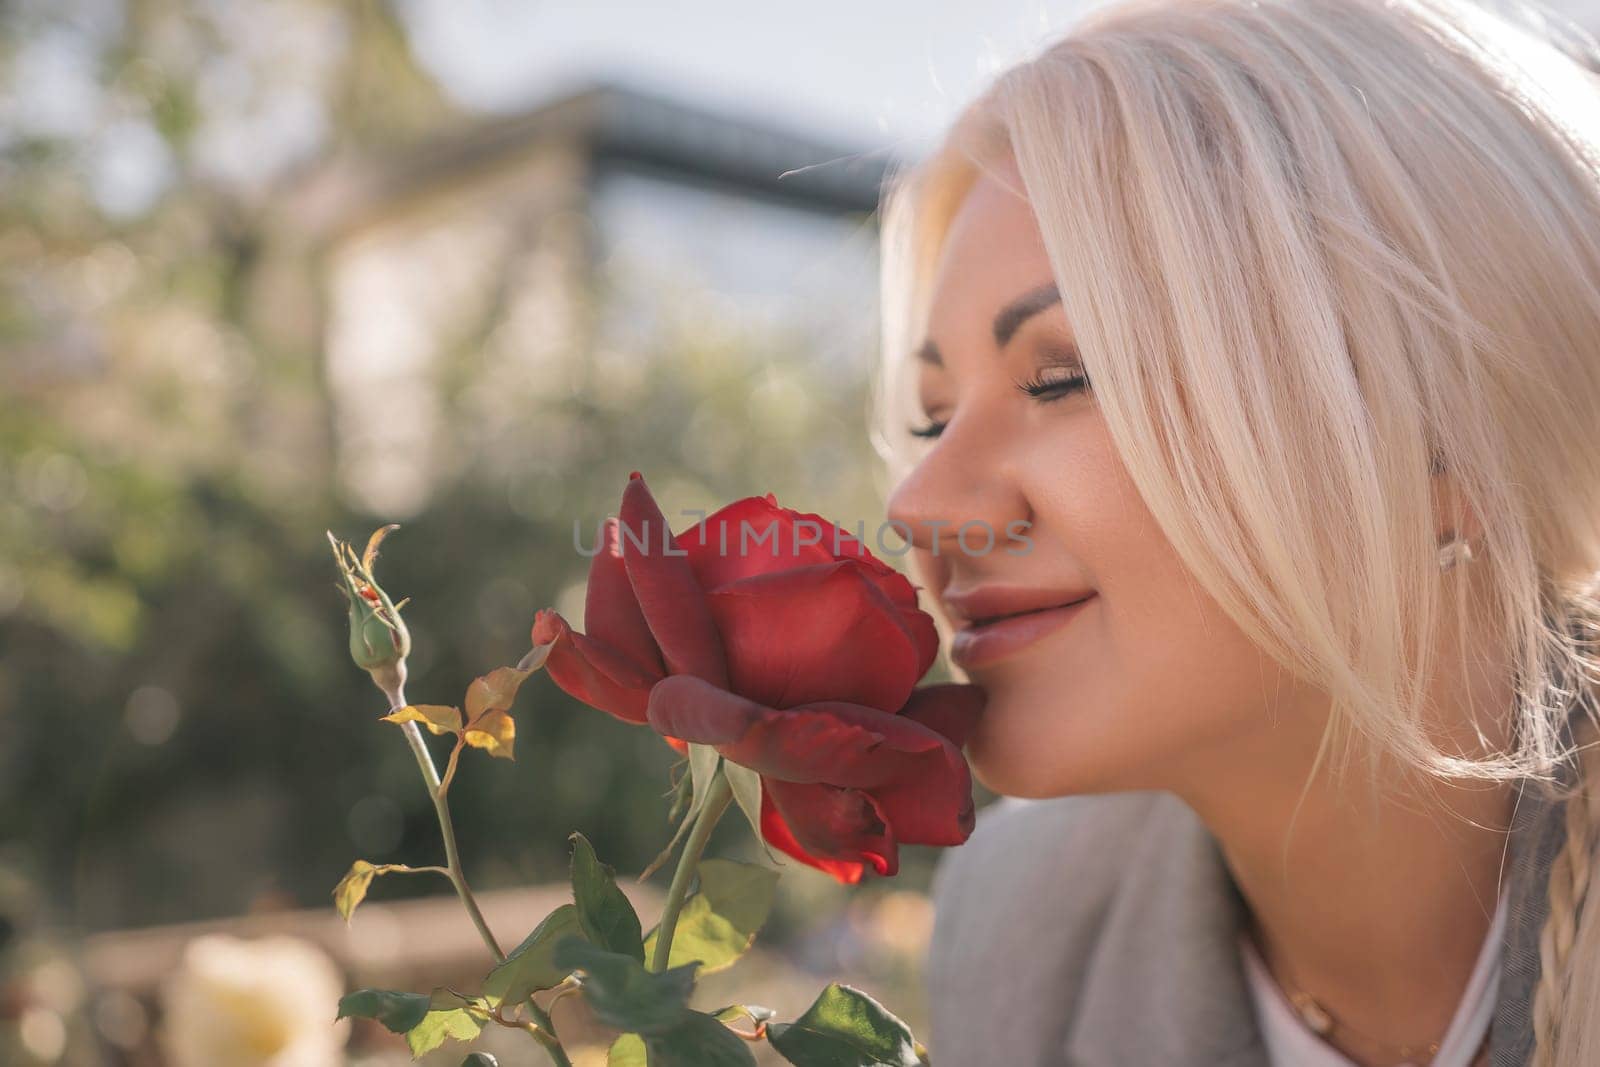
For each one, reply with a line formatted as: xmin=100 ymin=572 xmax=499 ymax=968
xmin=405 ymin=990 xmax=492 ymax=1057
xmin=570 ymin=832 xmax=646 ymax=963
xmin=553 ymin=939 xmax=696 ymax=1035
xmin=481 ymin=903 xmax=585 ymax=1003
xmin=722 ymin=761 xmax=775 ymax=860
xmin=686 ymin=744 xmax=721 ymax=822
xmin=640 ymin=1011 xmax=760 ymax=1066
xmin=607 ymin=1034 xmax=647 ymax=1066
xmin=0 ymin=0 xmax=953 ymax=957
xmin=766 ymin=985 xmax=927 ymax=1067
xmin=336 ymin=987 xmax=492 ymax=1056
xmin=336 ymin=988 xmax=431 ymax=1034
xmin=641 ymin=859 xmax=778 ymax=974
xmin=607 ymin=1005 xmax=767 ymax=1066
xmin=714 ymin=1004 xmax=776 ymax=1026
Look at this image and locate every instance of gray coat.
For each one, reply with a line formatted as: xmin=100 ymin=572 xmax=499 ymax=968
xmin=925 ymin=755 xmax=1577 ymax=1066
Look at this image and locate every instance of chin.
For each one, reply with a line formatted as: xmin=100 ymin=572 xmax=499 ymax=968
xmin=961 ymin=687 xmax=1148 ymax=799
xmin=965 ymin=706 xmax=1087 ymax=799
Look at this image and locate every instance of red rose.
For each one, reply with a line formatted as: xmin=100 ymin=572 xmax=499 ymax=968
xmin=531 ymin=472 xmax=983 ymax=883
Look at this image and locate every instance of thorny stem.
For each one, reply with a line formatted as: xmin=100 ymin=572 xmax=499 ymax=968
xmin=650 ymin=769 xmax=735 ymax=973
xmin=384 ymin=681 xmax=572 ymax=1067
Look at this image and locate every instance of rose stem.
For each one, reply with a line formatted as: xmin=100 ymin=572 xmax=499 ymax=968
xmin=651 ymin=769 xmax=735 ymax=973
xmin=383 ymin=680 xmax=573 ymax=1067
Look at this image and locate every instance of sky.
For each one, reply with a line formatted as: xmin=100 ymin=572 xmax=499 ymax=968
xmin=396 ymin=0 xmax=1600 ymax=157
xmin=395 ymin=0 xmax=1120 ymax=156
xmin=8 ymin=0 xmax=1598 ymax=219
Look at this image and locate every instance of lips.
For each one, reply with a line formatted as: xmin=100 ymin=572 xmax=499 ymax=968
xmin=942 ymin=585 xmax=1097 ymax=670
xmin=941 ymin=584 xmax=1096 ymax=628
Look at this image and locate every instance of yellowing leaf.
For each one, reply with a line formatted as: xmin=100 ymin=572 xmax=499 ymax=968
xmin=465 ymin=666 xmax=532 ymax=723
xmin=463 ymin=709 xmax=515 ymax=760
xmin=381 ymin=704 xmax=461 ymax=735
xmin=405 ymin=989 xmax=490 ymax=1057
xmin=334 ymin=860 xmax=378 ymax=922
xmin=608 ymin=1034 xmax=647 ymax=1066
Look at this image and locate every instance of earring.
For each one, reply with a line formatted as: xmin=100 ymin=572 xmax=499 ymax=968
xmin=1437 ymin=532 xmax=1475 ymax=571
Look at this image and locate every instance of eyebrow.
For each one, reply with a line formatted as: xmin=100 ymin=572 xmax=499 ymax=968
xmin=915 ymin=283 xmax=1063 ymax=366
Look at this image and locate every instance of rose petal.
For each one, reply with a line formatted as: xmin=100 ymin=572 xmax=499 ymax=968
xmin=584 ymin=516 xmax=665 ymax=675
xmin=681 ymin=495 xmax=812 ymax=588
xmin=761 ymin=778 xmax=896 ymax=882
xmin=704 ymin=560 xmax=924 ymax=712
xmin=894 ymin=587 xmax=940 ymax=680
xmin=896 ymin=683 xmax=986 ymax=748
xmin=870 ymin=770 xmax=976 ymax=847
xmin=532 ymin=609 xmax=660 ymax=724
xmin=759 ymin=794 xmax=863 ymax=883
xmin=677 ymin=492 xmax=940 ymax=681
xmin=681 ymin=495 xmax=847 ymax=588
xmin=646 ymin=675 xmax=961 ymax=789
xmin=618 ymin=473 xmax=728 ymax=686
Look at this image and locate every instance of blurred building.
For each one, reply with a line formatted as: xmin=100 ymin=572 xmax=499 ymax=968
xmin=283 ymin=82 xmax=891 ymax=516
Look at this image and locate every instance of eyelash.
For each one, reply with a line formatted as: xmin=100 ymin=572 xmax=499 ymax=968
xmin=1016 ymin=369 xmax=1091 ymax=400
xmin=909 ymin=369 xmax=1091 ymax=439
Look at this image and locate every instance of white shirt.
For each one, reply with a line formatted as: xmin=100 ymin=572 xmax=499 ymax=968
xmin=1238 ymin=890 xmax=1509 ymax=1067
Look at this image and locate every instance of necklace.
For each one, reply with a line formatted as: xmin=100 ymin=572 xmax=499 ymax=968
xmin=1247 ymin=924 xmax=1486 ymax=1067
xmin=1276 ymin=979 xmax=1494 ymax=1066
xmin=1282 ymin=985 xmax=1443 ymax=1064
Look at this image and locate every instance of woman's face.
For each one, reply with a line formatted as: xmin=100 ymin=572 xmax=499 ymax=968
xmin=885 ymin=157 xmax=1317 ymax=799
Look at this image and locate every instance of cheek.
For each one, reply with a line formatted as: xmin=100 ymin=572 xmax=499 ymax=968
xmin=961 ymin=421 xmax=1282 ymax=795
xmin=963 ymin=561 xmax=1280 ymax=796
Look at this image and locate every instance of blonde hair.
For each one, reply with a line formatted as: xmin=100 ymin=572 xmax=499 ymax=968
xmin=872 ymin=0 xmax=1600 ymax=1062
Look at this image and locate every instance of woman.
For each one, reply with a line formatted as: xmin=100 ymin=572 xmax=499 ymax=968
xmin=873 ymin=1 xmax=1600 ymax=1065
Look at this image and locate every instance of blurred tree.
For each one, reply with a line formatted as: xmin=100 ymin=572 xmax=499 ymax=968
xmin=0 ymin=0 xmax=937 ymax=942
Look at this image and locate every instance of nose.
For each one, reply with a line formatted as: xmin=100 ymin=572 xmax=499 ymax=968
xmin=885 ymin=415 xmax=1032 ymax=565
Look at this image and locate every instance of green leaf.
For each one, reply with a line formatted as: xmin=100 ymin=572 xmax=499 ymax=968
xmin=570 ymin=832 xmax=646 ymax=963
xmin=406 ymin=989 xmax=491 ymax=1057
xmin=335 ymin=988 xmax=430 ymax=1034
xmin=722 ymin=762 xmax=776 ymax=861
xmin=766 ymin=984 xmax=924 ymax=1066
xmin=608 ymin=1010 xmax=759 ymax=1067
xmin=687 ymin=743 xmax=720 ymax=820
xmin=461 ymin=1056 xmax=499 ymax=1066
xmin=553 ymin=938 xmax=695 ymax=1035
xmin=482 ymin=903 xmax=585 ymax=1003
xmin=641 ymin=1009 xmax=759 ymax=1066
xmin=667 ymin=764 xmax=694 ymax=825
xmin=641 ymin=859 xmax=778 ymax=974
xmin=713 ymin=1003 xmax=776 ymax=1025
xmin=333 ymin=860 xmax=378 ymax=923
xmin=638 ymin=795 xmax=698 ymax=882
xmin=607 ymin=1034 xmax=647 ymax=1067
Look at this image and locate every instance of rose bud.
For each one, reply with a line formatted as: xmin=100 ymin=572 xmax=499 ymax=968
xmin=328 ymin=525 xmax=412 ymax=699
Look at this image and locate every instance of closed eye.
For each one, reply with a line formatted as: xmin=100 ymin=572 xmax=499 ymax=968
xmin=1014 ymin=367 xmax=1091 ymax=400
xmin=909 ymin=362 xmax=1090 ymax=440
